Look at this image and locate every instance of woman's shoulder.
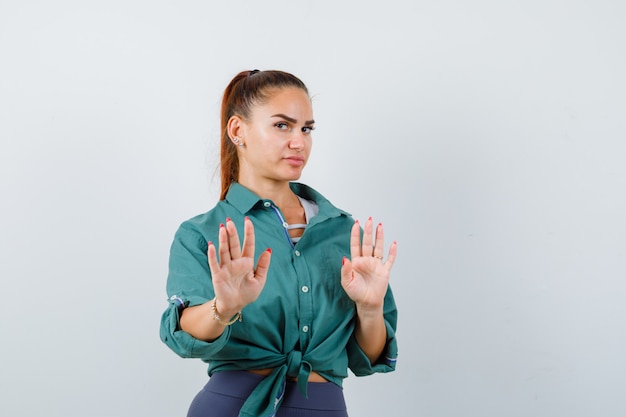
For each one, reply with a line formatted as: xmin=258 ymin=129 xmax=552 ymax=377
xmin=174 ymin=200 xmax=233 ymax=237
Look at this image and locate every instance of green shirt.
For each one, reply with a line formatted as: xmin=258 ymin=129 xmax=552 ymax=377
xmin=160 ymin=182 xmax=398 ymax=417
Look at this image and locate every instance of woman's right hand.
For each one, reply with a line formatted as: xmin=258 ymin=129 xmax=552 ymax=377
xmin=179 ymin=217 xmax=270 ymax=341
xmin=207 ymin=217 xmax=272 ymax=318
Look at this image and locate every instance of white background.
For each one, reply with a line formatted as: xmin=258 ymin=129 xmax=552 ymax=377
xmin=1 ymin=1 xmax=625 ymax=416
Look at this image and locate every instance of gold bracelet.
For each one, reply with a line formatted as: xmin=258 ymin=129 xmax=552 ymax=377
xmin=211 ymin=298 xmax=242 ymax=326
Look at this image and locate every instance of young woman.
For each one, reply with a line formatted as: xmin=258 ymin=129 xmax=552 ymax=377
xmin=160 ymin=69 xmax=398 ymax=417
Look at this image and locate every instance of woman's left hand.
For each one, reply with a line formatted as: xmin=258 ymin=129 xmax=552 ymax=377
xmin=341 ymin=217 xmax=397 ymax=312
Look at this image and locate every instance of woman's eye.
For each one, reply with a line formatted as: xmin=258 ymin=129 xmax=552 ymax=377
xmin=302 ymin=126 xmax=315 ymax=134
xmin=274 ymin=122 xmax=289 ymax=130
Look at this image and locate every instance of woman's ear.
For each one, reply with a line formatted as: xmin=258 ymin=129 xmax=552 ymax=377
xmin=227 ymin=116 xmax=245 ymax=147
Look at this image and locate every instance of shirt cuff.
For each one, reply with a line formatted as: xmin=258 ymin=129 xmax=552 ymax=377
xmin=347 ymin=320 xmax=398 ymax=376
xmin=160 ymin=296 xmax=231 ymax=359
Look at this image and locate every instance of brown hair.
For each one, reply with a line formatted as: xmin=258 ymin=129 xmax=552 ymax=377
xmin=219 ymin=69 xmax=309 ymax=200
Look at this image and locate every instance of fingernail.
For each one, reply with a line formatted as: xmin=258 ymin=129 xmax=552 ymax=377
xmin=245 ymin=216 xmax=249 ymax=221
xmin=378 ymin=222 xmax=383 ymax=227
xmin=355 ymin=219 xmax=359 ymax=224
xmin=342 ymin=256 xmax=346 ymax=266
xmin=208 ymin=241 xmax=213 ymax=246
xmin=368 ymin=216 xmax=372 ymax=221
xmin=226 ymin=217 xmax=231 ymax=223
xmin=267 ymin=248 xmax=272 ymax=254
xmin=220 ymin=223 xmax=224 ymax=228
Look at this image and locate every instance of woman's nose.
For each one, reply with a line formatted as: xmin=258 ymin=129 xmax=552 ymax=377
xmin=289 ymin=133 xmax=305 ymax=149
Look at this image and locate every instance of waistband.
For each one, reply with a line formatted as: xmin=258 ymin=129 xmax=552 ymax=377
xmin=206 ymin=371 xmax=346 ymax=411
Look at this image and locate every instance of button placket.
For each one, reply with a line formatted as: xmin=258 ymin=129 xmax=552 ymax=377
xmin=292 ymin=248 xmax=312 ymax=346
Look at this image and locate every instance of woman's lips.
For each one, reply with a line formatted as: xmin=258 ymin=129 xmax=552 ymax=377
xmin=284 ymin=156 xmax=305 ymax=166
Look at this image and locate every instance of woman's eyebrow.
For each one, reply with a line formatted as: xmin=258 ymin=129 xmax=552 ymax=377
xmin=271 ymin=113 xmax=315 ymax=125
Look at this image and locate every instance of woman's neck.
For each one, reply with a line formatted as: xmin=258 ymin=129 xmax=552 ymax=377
xmin=238 ymin=178 xmax=300 ymax=210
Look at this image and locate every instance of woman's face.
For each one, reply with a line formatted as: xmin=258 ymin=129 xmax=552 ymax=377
xmin=238 ymin=87 xmax=315 ymax=183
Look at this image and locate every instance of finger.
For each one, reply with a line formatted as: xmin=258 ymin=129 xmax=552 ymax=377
xmin=373 ymin=222 xmax=385 ymax=259
xmin=225 ymin=218 xmax=243 ymax=259
xmin=350 ymin=220 xmax=362 ymax=259
xmin=362 ymin=217 xmax=374 ymax=257
xmin=207 ymin=241 xmax=220 ymax=274
xmin=218 ymin=222 xmax=231 ymax=264
xmin=384 ymin=240 xmax=398 ymax=271
xmin=340 ymin=256 xmax=353 ymax=288
xmin=253 ymin=247 xmax=272 ymax=284
xmin=241 ymin=217 xmax=256 ymax=259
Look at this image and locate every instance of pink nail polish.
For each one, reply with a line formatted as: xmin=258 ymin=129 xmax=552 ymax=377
xmin=220 ymin=223 xmax=224 ymax=228
xmin=226 ymin=217 xmax=231 ymax=222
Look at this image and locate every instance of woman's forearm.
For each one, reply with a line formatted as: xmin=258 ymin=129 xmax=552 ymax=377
xmin=354 ymin=306 xmax=387 ymax=364
xmin=179 ymin=298 xmax=240 ymax=342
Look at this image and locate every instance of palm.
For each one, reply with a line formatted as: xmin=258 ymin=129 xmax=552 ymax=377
xmin=212 ymin=258 xmax=263 ymax=305
xmin=207 ymin=217 xmax=271 ymax=313
xmin=341 ymin=217 xmax=397 ymax=310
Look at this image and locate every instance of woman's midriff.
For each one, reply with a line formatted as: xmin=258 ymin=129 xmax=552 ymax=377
xmin=247 ymin=368 xmax=328 ymax=383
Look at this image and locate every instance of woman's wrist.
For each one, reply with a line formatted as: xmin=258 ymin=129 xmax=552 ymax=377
xmin=212 ymin=298 xmax=243 ymax=326
xmin=355 ymin=302 xmax=384 ymax=319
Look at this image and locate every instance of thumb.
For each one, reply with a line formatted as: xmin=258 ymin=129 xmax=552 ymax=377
xmin=254 ymin=248 xmax=273 ymax=283
xmin=340 ymin=256 xmax=353 ymax=288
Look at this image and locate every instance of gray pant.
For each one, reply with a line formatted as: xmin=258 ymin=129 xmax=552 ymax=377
xmin=187 ymin=370 xmax=349 ymax=417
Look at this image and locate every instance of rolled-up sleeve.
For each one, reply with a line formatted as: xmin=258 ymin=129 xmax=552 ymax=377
xmin=159 ymin=223 xmax=230 ymax=359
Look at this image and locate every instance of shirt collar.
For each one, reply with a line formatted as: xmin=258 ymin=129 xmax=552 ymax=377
xmin=224 ymin=182 xmax=351 ymax=220
xmin=223 ymin=182 xmax=262 ymax=214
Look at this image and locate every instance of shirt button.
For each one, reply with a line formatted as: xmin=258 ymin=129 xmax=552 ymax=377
xmin=282 ymin=222 xmax=288 ymax=228
xmin=263 ymin=201 xmax=271 ymax=208
xmin=301 ymin=286 xmax=309 ymax=293
xmin=302 ymin=325 xmax=309 ymax=332
xmin=294 ymin=250 xmax=301 ymax=257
